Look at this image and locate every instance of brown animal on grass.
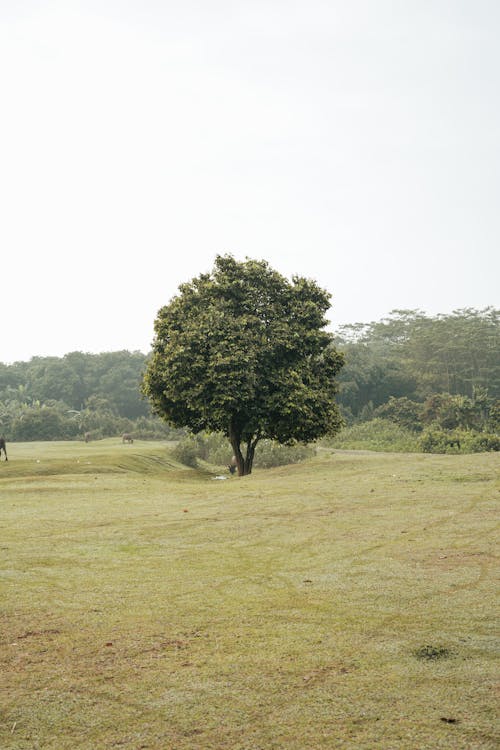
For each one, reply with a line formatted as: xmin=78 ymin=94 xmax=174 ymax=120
xmin=0 ymin=436 xmax=7 ymax=461
xmin=122 ymin=433 xmax=134 ymax=444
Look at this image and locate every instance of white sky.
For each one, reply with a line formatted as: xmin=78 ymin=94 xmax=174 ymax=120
xmin=1 ymin=0 xmax=498 ymax=363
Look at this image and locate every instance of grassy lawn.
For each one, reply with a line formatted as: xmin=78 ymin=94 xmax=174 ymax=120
xmin=1 ymin=439 xmax=498 ymax=749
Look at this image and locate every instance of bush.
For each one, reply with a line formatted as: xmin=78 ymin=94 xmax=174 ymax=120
xmin=463 ymin=432 xmax=500 ymax=452
xmin=172 ymin=437 xmax=199 ymax=467
xmin=171 ymin=432 xmax=316 ymax=470
xmin=419 ymin=428 xmax=462 ymax=454
xmin=196 ymin=432 xmax=234 ymax=465
xmin=11 ymin=406 xmax=80 ymax=441
xmin=326 ymin=418 xmax=420 ymax=452
xmin=374 ymin=397 xmax=423 ymax=431
xmin=253 ymin=440 xmax=316 ymax=468
xmin=488 ymin=400 xmax=500 ymax=431
xmin=327 ymin=418 xmax=499 ymax=454
xmin=132 ymin=417 xmax=186 ymax=441
xmin=419 ymin=427 xmax=500 ymax=454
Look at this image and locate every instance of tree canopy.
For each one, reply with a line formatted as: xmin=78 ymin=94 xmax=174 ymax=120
xmin=2 ymin=304 xmax=496 ymax=453
xmin=142 ymin=255 xmax=344 ymax=475
xmin=335 ymin=307 xmax=499 ymax=420
xmin=0 ymin=350 xmax=182 ymax=442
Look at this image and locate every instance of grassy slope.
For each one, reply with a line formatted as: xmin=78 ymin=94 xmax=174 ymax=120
xmin=1 ymin=439 xmax=498 ymax=749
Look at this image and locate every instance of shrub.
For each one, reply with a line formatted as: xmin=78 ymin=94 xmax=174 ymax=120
xmin=132 ymin=417 xmax=186 ymax=441
xmin=326 ymin=418 xmax=420 ymax=452
xmin=196 ymin=432 xmax=234 ymax=465
xmin=458 ymin=431 xmax=500 ymax=453
xmin=374 ymin=396 xmax=423 ymax=431
xmin=419 ymin=427 xmax=462 ymax=454
xmin=12 ymin=406 xmax=79 ymax=441
xmin=253 ymin=440 xmax=316 ymax=468
xmin=420 ymin=428 xmax=499 ymax=454
xmin=172 ymin=437 xmax=199 ymax=467
xmin=171 ymin=432 xmax=315 ymax=470
xmin=487 ymin=400 xmax=500 ymax=431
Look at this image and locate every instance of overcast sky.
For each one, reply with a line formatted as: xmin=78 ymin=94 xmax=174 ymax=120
xmin=1 ymin=0 xmax=498 ymax=363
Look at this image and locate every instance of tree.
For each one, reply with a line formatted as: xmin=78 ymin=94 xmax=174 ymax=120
xmin=374 ymin=396 xmax=424 ymax=431
xmin=334 ymin=307 xmax=499 ymax=417
xmin=142 ymin=255 xmax=344 ymax=475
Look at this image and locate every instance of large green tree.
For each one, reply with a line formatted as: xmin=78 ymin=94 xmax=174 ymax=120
xmin=142 ymin=255 xmax=344 ymax=475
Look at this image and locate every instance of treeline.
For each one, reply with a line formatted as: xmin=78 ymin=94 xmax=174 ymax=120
xmin=333 ymin=308 xmax=499 ymax=452
xmin=1 ymin=308 xmax=498 ymax=450
xmin=0 ymin=350 xmax=181 ymax=441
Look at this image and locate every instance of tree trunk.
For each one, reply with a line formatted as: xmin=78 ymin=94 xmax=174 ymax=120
xmin=243 ymin=436 xmax=259 ymax=475
xmin=229 ymin=424 xmax=246 ymax=476
xmin=229 ymin=424 xmax=260 ymax=476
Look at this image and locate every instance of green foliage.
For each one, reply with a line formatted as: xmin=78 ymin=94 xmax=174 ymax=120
xmin=339 ymin=316 xmax=500 ymax=453
xmin=487 ymin=399 xmax=500 ymax=431
xmin=0 ymin=350 xmax=150 ymax=419
xmin=336 ymin=308 xmax=499 ymax=417
xmin=172 ymin=436 xmax=200 ymax=467
xmin=462 ymin=432 xmax=500 ymax=453
xmin=420 ymin=427 xmax=500 ymax=454
xmin=143 ymin=255 xmax=344 ymax=475
xmin=419 ymin=391 xmax=496 ymax=433
xmin=171 ymin=433 xmax=232 ymax=469
xmin=3 ymin=306 xmax=497 ymax=453
xmin=130 ymin=417 xmax=186 ymax=441
xmin=252 ymin=439 xmax=316 ymax=468
xmin=335 ymin=339 xmax=416 ymax=416
xmin=0 ymin=351 xmax=181 ymax=442
xmin=329 ymin=418 xmax=499 ymax=455
xmin=419 ymin=428 xmax=463 ymax=454
xmin=11 ymin=405 xmax=79 ymax=442
xmin=326 ymin=418 xmax=420 ymax=452
xmin=171 ymin=431 xmax=315 ymax=470
xmin=193 ymin=432 xmax=234 ymax=466
xmin=374 ymin=396 xmax=424 ymax=431
xmin=359 ymin=400 xmax=375 ymax=422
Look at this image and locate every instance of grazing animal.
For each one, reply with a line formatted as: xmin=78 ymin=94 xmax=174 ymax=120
xmin=122 ymin=433 xmax=134 ymax=444
xmin=0 ymin=436 xmax=7 ymax=461
xmin=84 ymin=432 xmax=91 ymax=443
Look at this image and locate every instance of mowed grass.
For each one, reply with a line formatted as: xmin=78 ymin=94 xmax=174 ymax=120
xmin=1 ymin=439 xmax=498 ymax=750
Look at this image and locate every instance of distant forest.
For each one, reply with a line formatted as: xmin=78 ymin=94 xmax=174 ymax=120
xmin=0 ymin=351 xmax=180 ymax=442
xmin=335 ymin=307 xmax=499 ymax=414
xmin=332 ymin=307 xmax=499 ymax=452
xmin=0 ymin=308 xmax=498 ymax=447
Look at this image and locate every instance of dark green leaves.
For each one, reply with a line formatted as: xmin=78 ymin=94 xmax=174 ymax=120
xmin=142 ymin=255 xmax=344 ymax=473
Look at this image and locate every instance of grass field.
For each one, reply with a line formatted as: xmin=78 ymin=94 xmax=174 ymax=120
xmin=1 ymin=439 xmax=498 ymax=749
